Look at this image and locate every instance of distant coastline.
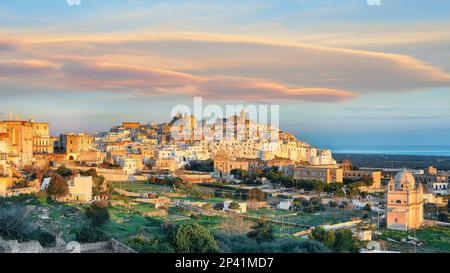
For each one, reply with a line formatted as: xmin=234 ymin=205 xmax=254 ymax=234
xmin=328 ymin=145 xmax=450 ymax=157
xmin=333 ymin=152 xmax=450 ymax=171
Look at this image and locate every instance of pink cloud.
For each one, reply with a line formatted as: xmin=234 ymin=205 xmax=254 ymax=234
xmin=195 ymin=77 xmax=357 ymax=102
xmin=43 ymin=59 xmax=356 ymax=102
xmin=28 ymin=34 xmax=450 ymax=93
xmin=0 ymin=60 xmax=56 ymax=78
xmin=0 ymin=55 xmax=357 ymax=102
xmin=59 ymin=60 xmax=202 ymax=93
xmin=0 ymin=38 xmax=19 ymax=52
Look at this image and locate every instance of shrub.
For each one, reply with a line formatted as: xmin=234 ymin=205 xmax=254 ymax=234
xmin=126 ymin=234 xmax=174 ymax=253
xmin=85 ymin=201 xmax=110 ymax=226
xmin=0 ymin=206 xmax=55 ymax=247
xmin=309 ymin=226 xmax=359 ymax=253
xmin=56 ymin=165 xmax=73 ymax=178
xmin=75 ymin=225 xmax=108 ymax=243
xmin=47 ymin=174 xmax=69 ymax=196
xmin=247 ymin=218 xmax=274 ymax=242
xmin=214 ymin=233 xmax=329 ymax=253
xmin=248 ymin=188 xmax=265 ymax=201
xmin=167 ymin=222 xmax=217 ymax=253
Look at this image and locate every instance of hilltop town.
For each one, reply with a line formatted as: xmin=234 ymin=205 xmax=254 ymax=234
xmin=1 ymin=112 xmax=449 ymax=253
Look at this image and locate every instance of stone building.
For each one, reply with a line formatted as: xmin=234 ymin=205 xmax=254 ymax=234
xmin=413 ymin=166 xmax=450 ymax=196
xmin=155 ymin=158 xmax=177 ymax=172
xmin=0 ymin=124 xmax=10 ymax=177
xmin=213 ymin=151 xmax=261 ymax=179
xmin=60 ymin=133 xmax=94 ymax=159
xmin=122 ymin=122 xmax=141 ymax=130
xmin=67 ymin=175 xmax=93 ymax=202
xmin=31 ymin=121 xmax=53 ymax=154
xmin=386 ymin=170 xmax=424 ymax=231
xmin=343 ymin=170 xmax=382 ymax=188
xmin=0 ymin=178 xmax=7 ymax=197
xmin=283 ymin=165 xmax=343 ymax=184
xmin=1 ymin=120 xmax=33 ymax=167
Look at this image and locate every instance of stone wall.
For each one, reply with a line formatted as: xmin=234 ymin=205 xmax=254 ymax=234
xmin=0 ymin=236 xmax=136 ymax=253
xmin=111 ymin=238 xmax=137 ymax=253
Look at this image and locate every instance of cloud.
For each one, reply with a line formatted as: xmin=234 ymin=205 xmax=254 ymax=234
xmin=0 ymin=38 xmax=19 ymax=52
xmin=59 ymin=60 xmax=201 ymax=93
xmin=56 ymin=59 xmax=353 ymax=102
xmin=0 ymin=60 xmax=56 ymax=78
xmin=195 ymin=77 xmax=356 ymax=102
xmin=27 ymin=33 xmax=450 ymax=93
xmin=1 ymin=33 xmax=449 ymax=102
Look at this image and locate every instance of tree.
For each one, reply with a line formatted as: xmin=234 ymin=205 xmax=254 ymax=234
xmin=310 ymin=226 xmax=335 ymax=249
xmin=310 ymin=227 xmax=358 ymax=253
xmin=248 ymin=188 xmax=265 ymax=201
xmin=252 ymin=167 xmax=264 ymax=178
xmin=332 ymin=229 xmax=356 ymax=253
xmin=360 ymin=176 xmax=374 ymax=187
xmin=229 ymin=201 xmax=240 ymax=210
xmin=168 ymin=222 xmax=217 ymax=253
xmin=12 ymin=179 xmax=29 ymax=189
xmin=313 ymin=180 xmax=326 ymax=194
xmin=173 ymin=178 xmax=191 ymax=192
xmin=184 ymin=160 xmax=214 ymax=172
xmin=85 ymin=201 xmax=110 ymax=226
xmin=126 ymin=233 xmax=174 ymax=253
xmin=247 ymin=217 xmax=274 ymax=242
xmin=75 ymin=225 xmax=108 ymax=243
xmin=92 ymin=176 xmax=106 ymax=195
xmin=80 ymin=168 xmax=97 ymax=177
xmin=202 ymin=203 xmax=213 ymax=210
xmin=56 ymin=165 xmax=72 ymax=178
xmin=230 ymin=169 xmax=249 ymax=182
xmin=47 ymin=174 xmax=69 ymax=196
xmin=438 ymin=212 xmax=449 ymax=222
xmin=345 ymin=184 xmax=361 ymax=198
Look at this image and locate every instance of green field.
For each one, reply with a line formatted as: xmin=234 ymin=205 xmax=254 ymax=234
xmin=247 ymin=207 xmax=372 ymax=227
xmin=112 ymin=181 xmax=175 ymax=193
xmin=106 ymin=206 xmax=166 ymax=240
xmin=171 ymin=196 xmax=225 ymax=204
xmin=29 ymin=203 xmax=88 ymax=242
xmin=107 ymin=199 xmax=224 ymax=241
xmin=378 ymin=226 xmax=450 ymax=253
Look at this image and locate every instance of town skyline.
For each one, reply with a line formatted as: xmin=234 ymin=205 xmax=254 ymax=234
xmin=1 ymin=1 xmax=450 ymax=257
xmin=1 ymin=0 xmax=450 ymax=147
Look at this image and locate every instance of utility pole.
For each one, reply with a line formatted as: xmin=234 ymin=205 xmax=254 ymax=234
xmin=377 ymin=210 xmax=380 ymax=230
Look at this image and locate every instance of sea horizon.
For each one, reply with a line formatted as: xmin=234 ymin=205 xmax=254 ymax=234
xmin=327 ymin=145 xmax=450 ymax=157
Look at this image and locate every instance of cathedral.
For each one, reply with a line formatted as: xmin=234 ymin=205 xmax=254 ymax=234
xmin=386 ymin=170 xmax=424 ymax=231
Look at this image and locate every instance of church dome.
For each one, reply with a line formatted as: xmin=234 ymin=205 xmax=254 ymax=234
xmin=394 ymin=170 xmax=415 ymax=185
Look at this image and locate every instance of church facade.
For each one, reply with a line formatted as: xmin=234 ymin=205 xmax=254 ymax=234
xmin=386 ymin=170 xmax=424 ymax=231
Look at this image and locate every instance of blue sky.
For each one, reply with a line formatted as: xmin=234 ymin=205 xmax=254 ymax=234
xmin=0 ymin=0 xmax=449 ymax=147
